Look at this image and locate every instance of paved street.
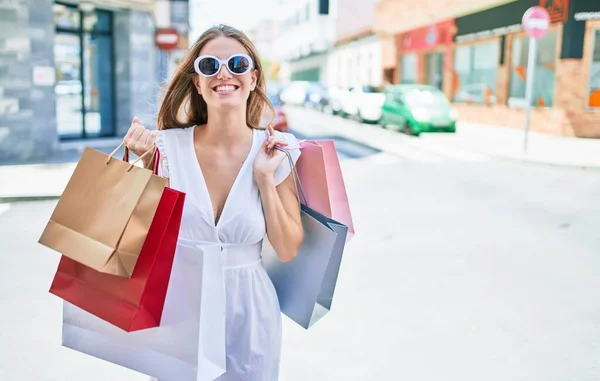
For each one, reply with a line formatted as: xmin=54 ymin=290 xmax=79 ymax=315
xmin=1 ymin=108 xmax=600 ymax=380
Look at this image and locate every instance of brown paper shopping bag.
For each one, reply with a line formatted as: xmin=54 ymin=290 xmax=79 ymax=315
xmin=39 ymin=143 xmax=167 ymax=278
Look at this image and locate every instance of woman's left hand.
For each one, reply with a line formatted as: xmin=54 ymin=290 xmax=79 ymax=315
xmin=253 ymin=125 xmax=288 ymax=184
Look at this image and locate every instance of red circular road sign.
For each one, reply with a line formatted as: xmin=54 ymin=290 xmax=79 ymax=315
xmin=522 ymin=6 xmax=550 ymax=39
xmin=155 ymin=27 xmax=180 ymax=51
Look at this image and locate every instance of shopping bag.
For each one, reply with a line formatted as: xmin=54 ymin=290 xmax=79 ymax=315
xmin=50 ymin=186 xmax=185 ymax=332
xmin=39 ymin=144 xmax=166 ymax=277
xmin=61 ymin=240 xmax=227 ymax=381
xmin=296 ymin=140 xmax=355 ymax=239
xmin=263 ymin=148 xmax=349 ymax=329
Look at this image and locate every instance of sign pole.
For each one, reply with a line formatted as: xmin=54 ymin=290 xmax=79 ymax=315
xmin=521 ymin=6 xmax=550 ymax=153
xmin=523 ymin=37 xmax=537 ymax=153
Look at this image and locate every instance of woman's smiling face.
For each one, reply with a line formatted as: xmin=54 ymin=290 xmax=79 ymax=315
xmin=193 ymin=36 xmax=258 ymax=111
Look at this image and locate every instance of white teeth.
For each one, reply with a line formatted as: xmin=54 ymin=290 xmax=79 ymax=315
xmin=215 ymin=85 xmax=236 ymax=92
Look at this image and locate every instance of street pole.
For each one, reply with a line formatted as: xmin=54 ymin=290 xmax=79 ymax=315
xmin=523 ymin=37 xmax=537 ymax=153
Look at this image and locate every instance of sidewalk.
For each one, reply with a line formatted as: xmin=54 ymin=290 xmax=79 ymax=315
xmin=421 ymin=122 xmax=600 ymax=169
xmin=0 ymin=138 xmax=123 ymax=203
xmin=288 ymin=107 xmax=600 ymax=170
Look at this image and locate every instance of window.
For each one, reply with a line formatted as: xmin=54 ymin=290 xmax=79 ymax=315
xmin=453 ymin=41 xmax=499 ymax=104
xmin=425 ymin=51 xmax=443 ymax=90
xmin=588 ymin=30 xmax=600 ymax=108
xmin=53 ymin=2 xmax=114 ymax=139
xmin=509 ymin=30 xmax=557 ymax=107
xmin=401 ymin=53 xmax=417 ymax=84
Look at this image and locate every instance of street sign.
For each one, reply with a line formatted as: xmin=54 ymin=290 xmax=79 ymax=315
xmin=155 ymin=27 xmax=180 ymax=51
xmin=522 ymin=6 xmax=550 ymax=39
xmin=521 ymin=6 xmax=550 ymax=153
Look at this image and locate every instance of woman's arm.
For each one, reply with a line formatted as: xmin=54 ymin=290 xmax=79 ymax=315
xmin=256 ymin=172 xmax=303 ymax=262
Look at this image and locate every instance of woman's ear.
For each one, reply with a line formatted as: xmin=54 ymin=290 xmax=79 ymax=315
xmin=193 ymin=75 xmax=202 ymax=94
xmin=250 ymin=70 xmax=258 ymax=91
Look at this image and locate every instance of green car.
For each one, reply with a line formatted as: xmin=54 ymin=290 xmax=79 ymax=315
xmin=381 ymin=84 xmax=458 ymax=136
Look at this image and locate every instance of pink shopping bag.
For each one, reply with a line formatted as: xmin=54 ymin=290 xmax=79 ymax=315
xmin=295 ymin=140 xmax=355 ymax=240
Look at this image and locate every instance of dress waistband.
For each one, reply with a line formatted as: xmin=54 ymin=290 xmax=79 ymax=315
xmin=178 ymin=238 xmax=262 ymax=269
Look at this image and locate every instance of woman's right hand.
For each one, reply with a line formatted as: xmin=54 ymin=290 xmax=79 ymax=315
xmin=123 ymin=116 xmax=156 ymax=157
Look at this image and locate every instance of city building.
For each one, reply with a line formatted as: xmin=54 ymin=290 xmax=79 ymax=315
xmin=374 ymin=0 xmax=600 ymax=138
xmin=274 ymin=0 xmax=336 ymax=82
xmin=327 ymin=0 xmax=383 ymax=88
xmin=245 ymin=19 xmax=278 ymax=61
xmin=245 ymin=19 xmax=281 ymax=80
xmin=0 ymin=0 xmax=183 ymax=162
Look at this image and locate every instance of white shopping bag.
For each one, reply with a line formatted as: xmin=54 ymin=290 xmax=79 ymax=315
xmin=62 ymin=241 xmax=226 ymax=381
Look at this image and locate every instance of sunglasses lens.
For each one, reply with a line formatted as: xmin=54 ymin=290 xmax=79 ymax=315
xmin=228 ymin=55 xmax=251 ymax=74
xmin=198 ymin=57 xmax=219 ymax=76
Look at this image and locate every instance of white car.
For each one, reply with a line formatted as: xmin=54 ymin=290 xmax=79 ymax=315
xmin=280 ymin=81 xmax=310 ymax=106
xmin=339 ymin=85 xmax=386 ymax=123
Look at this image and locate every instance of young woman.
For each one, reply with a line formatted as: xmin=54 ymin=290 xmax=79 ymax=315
xmin=124 ymin=24 xmax=303 ymax=380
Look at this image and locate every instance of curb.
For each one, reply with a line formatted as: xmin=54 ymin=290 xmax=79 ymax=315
xmin=0 ymin=195 xmax=61 ymax=204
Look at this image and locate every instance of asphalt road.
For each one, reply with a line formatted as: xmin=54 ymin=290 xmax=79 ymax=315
xmin=1 ymin=109 xmax=599 ymax=381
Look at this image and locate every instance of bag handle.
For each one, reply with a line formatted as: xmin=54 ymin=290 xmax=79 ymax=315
xmin=106 ymin=142 xmax=159 ymax=175
xmin=275 ymin=146 xmax=307 ymax=209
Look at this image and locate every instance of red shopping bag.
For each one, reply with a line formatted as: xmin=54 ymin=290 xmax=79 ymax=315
xmin=49 ymin=186 xmax=185 ymax=332
xmin=296 ymin=140 xmax=355 ymax=239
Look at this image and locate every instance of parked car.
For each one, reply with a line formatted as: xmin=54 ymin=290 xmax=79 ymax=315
xmin=304 ymin=82 xmax=329 ymax=110
xmin=263 ymin=94 xmax=289 ymax=132
xmin=380 ymin=84 xmax=458 ymax=136
xmin=339 ymin=85 xmax=386 ymax=123
xmin=327 ymin=86 xmax=344 ymax=115
xmin=280 ymin=81 xmax=310 ymax=106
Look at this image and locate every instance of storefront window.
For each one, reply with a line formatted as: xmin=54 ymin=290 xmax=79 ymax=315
xmin=53 ymin=3 xmax=115 ymax=139
xmin=509 ymin=31 xmax=557 ymax=108
xmin=425 ymin=52 xmax=443 ymax=90
xmin=401 ymin=54 xmax=417 ymax=84
xmin=588 ymin=30 xmax=600 ymax=108
xmin=453 ymin=41 xmax=499 ymax=104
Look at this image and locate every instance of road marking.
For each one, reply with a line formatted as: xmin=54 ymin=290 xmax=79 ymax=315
xmin=0 ymin=204 xmax=10 ymax=216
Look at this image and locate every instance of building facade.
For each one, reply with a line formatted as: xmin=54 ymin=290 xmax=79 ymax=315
xmin=274 ymin=0 xmax=336 ymax=82
xmin=327 ymin=0 xmax=382 ymax=89
xmin=0 ymin=0 xmax=161 ymax=162
xmin=375 ymin=0 xmax=600 ymax=138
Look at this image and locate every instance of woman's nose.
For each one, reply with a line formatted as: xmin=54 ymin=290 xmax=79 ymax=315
xmin=216 ymin=63 xmax=232 ymax=80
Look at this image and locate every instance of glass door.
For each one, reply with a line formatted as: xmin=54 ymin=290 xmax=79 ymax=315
xmin=54 ymin=32 xmax=84 ymax=137
xmin=53 ymin=2 xmax=114 ymax=139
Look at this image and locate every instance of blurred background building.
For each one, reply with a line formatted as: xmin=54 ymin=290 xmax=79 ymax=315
xmin=373 ymin=0 xmax=600 ymax=137
xmin=274 ymin=0 xmax=336 ymax=82
xmin=327 ymin=0 xmax=382 ymax=89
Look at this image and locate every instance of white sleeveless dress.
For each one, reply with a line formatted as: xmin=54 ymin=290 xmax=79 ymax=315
xmin=155 ymin=126 xmax=300 ymax=381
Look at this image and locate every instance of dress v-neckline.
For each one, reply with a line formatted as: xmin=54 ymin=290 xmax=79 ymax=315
xmin=190 ymin=127 xmax=256 ymax=229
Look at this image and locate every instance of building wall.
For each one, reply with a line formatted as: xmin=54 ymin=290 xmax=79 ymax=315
xmin=58 ymin=0 xmax=154 ymax=12
xmin=0 ymin=0 xmax=58 ymax=162
xmin=275 ymin=0 xmax=335 ymax=62
xmin=335 ymin=0 xmax=376 ymax=41
xmin=280 ymin=52 xmax=330 ymax=83
xmin=328 ymin=35 xmax=382 ymax=88
xmin=0 ymin=0 xmax=159 ymax=162
xmin=114 ymin=10 xmax=158 ymax=135
xmin=374 ymin=0 xmax=515 ymax=36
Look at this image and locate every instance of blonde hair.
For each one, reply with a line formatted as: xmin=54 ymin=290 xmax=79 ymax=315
xmin=157 ymin=24 xmax=274 ymax=130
